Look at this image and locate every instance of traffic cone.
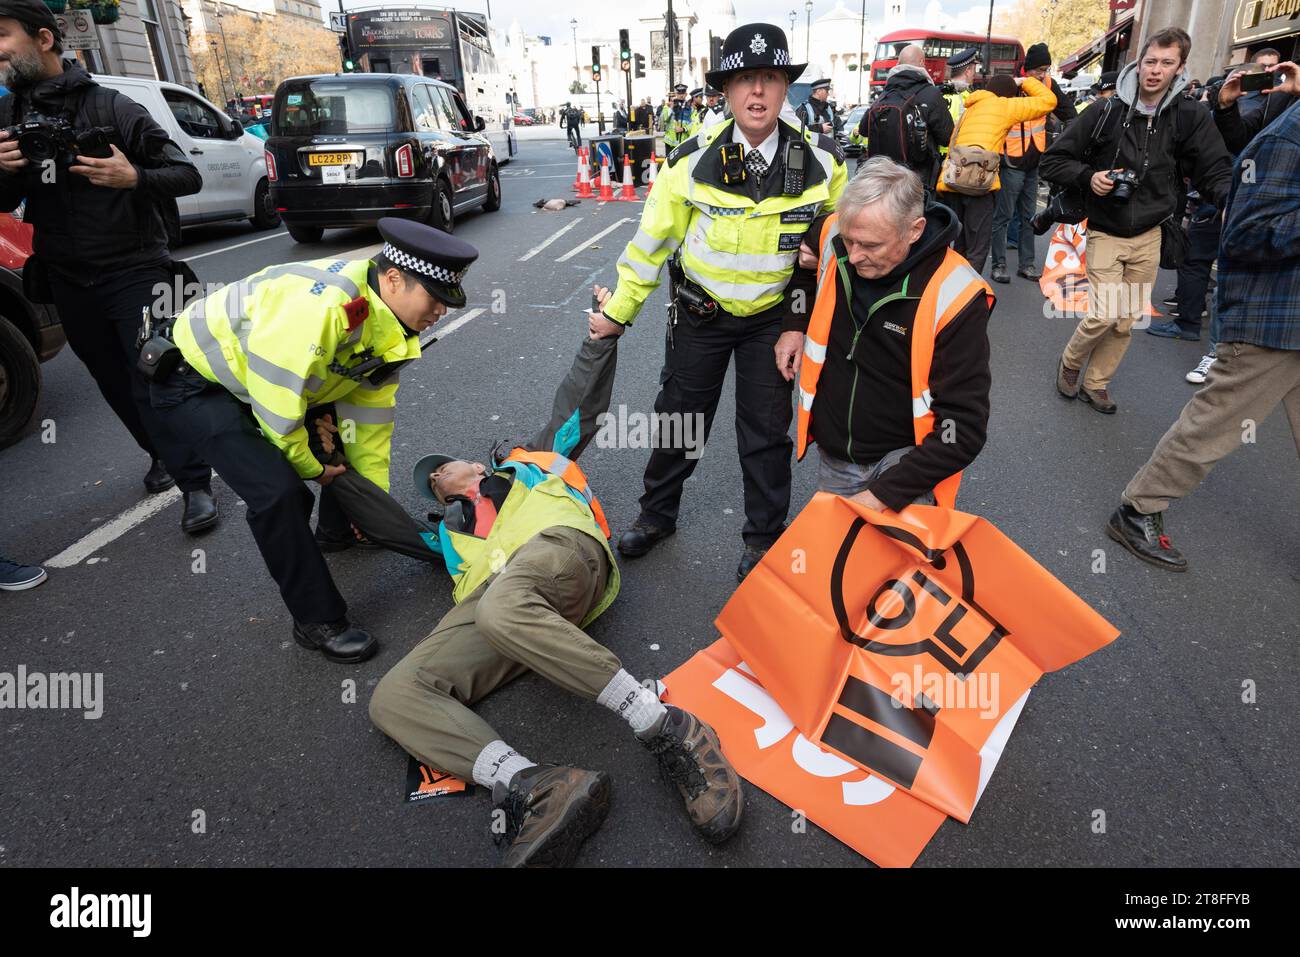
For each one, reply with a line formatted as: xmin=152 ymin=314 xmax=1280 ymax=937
xmin=647 ymin=155 xmax=659 ymax=190
xmin=598 ymin=155 xmax=615 ymax=201
xmin=575 ymin=155 xmax=595 ymax=199
xmin=573 ymin=147 xmax=586 ymax=191
xmin=616 ymin=153 xmax=639 ymax=201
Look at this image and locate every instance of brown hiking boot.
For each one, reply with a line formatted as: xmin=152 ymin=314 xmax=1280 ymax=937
xmin=1056 ymin=357 xmax=1080 ymax=398
xmin=493 ymin=765 xmax=611 ymax=868
xmin=1078 ymin=385 xmax=1117 ymax=414
xmin=640 ymin=706 xmax=744 ymax=844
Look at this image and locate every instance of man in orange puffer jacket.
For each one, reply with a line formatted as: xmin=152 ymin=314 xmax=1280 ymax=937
xmin=937 ymin=73 xmax=1056 ymax=276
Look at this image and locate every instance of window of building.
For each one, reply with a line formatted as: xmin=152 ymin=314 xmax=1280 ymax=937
xmin=140 ymin=0 xmax=172 ymax=82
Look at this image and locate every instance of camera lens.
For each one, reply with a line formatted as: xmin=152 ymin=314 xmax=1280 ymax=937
xmin=18 ymin=130 xmax=57 ymax=164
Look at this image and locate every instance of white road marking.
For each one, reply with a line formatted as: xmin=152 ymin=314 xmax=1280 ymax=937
xmin=430 ymin=307 xmax=487 ymax=342
xmin=45 ymin=488 xmax=183 ymax=568
xmin=555 ymin=217 xmax=633 ymax=262
xmin=518 ymin=217 xmax=584 ymax=262
xmin=184 ymin=231 xmax=290 ymax=262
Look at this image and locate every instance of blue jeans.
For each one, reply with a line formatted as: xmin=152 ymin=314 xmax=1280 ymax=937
xmin=990 ymin=164 xmax=1037 ymax=270
xmin=1173 ymin=206 xmax=1222 ymax=338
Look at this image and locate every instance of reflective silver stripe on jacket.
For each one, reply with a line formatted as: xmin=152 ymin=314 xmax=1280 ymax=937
xmin=334 ymin=402 xmax=396 ymax=426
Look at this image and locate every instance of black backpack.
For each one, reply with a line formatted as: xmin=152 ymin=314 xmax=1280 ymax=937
xmin=866 ymin=86 xmax=929 ymax=170
xmin=0 ymin=84 xmax=182 ymax=249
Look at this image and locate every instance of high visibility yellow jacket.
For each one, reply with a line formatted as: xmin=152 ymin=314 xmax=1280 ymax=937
xmin=173 ymin=259 xmax=420 ymax=491
xmin=605 ymin=117 xmax=848 ymax=325
xmin=660 ymin=103 xmax=699 ymax=150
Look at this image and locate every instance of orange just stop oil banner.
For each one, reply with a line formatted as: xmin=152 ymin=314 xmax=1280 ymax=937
xmin=665 ymin=493 xmax=1118 ymax=861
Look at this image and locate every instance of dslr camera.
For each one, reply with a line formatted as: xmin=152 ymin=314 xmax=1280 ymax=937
xmin=1106 ymin=168 xmax=1140 ymax=202
xmin=3 ymin=114 xmax=114 ymax=166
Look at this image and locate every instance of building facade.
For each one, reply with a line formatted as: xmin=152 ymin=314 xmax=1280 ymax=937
xmin=68 ymin=0 xmax=197 ymax=88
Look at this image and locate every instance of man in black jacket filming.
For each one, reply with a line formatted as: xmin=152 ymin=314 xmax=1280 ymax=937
xmin=0 ymin=2 xmax=215 ymax=531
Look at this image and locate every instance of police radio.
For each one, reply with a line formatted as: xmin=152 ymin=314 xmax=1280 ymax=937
xmin=783 ymin=134 xmax=808 ymax=196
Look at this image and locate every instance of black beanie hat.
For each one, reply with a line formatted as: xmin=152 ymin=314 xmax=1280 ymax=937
xmin=0 ymin=0 xmax=61 ymax=37
xmin=1024 ymin=43 xmax=1051 ymax=72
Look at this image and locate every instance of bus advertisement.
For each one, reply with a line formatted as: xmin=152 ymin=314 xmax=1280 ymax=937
xmin=344 ymin=7 xmax=517 ymax=160
xmin=870 ymin=29 xmax=1026 ymax=92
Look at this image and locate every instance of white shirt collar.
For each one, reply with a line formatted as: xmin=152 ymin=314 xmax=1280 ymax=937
xmin=731 ymin=121 xmax=780 ymax=166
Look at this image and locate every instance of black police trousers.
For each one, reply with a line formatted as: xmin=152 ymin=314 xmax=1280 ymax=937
xmin=638 ymin=305 xmax=793 ymax=547
xmin=51 ymin=265 xmax=211 ymax=492
xmin=149 ymin=369 xmax=347 ymax=625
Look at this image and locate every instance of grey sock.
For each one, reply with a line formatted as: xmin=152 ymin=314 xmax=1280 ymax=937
xmin=472 ymin=740 xmax=536 ymax=792
xmin=597 ymin=669 xmax=668 ymax=737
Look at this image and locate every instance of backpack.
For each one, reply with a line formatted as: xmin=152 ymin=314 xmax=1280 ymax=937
xmin=0 ymin=84 xmax=183 ymax=249
xmin=865 ymin=86 xmax=929 ymax=170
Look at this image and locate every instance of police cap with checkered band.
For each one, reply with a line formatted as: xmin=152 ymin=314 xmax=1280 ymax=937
xmin=376 ymin=217 xmax=479 ymax=308
xmin=705 ymin=23 xmax=807 ymax=90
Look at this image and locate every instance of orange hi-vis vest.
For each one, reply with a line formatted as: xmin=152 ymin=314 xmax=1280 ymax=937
xmin=1004 ymin=115 xmax=1047 ymax=160
xmin=503 ymin=447 xmax=612 ymax=538
xmin=795 ymin=213 xmax=994 ymax=508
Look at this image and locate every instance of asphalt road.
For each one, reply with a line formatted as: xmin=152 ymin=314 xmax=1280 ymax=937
xmin=1 ymin=137 xmax=1297 ymax=868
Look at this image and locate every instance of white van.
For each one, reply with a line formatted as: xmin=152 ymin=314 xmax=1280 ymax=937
xmin=92 ymin=75 xmax=279 ymax=233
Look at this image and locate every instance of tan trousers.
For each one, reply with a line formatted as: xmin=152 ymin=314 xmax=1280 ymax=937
xmin=1062 ymin=225 xmax=1161 ymax=391
xmin=368 ymin=526 xmax=620 ymax=780
xmin=1123 ymin=342 xmax=1300 ymax=514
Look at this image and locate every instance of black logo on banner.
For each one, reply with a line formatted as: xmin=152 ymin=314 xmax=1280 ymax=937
xmin=821 ymin=676 xmax=938 ymax=790
xmin=829 ymin=517 xmax=1009 ymax=677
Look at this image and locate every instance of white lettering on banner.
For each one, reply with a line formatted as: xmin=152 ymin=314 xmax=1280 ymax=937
xmin=711 ymin=665 xmax=896 ymax=806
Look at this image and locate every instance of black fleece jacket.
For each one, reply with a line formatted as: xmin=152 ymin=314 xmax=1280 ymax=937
xmin=784 ymin=201 xmax=992 ymax=511
xmin=0 ymin=62 xmax=202 ymax=284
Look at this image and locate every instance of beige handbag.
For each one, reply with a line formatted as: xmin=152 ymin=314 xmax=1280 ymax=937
xmin=939 ymin=106 xmax=1001 ymax=195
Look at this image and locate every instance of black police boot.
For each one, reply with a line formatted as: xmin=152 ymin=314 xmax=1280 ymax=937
xmin=736 ymin=543 xmax=770 ymax=583
xmin=315 ymin=525 xmax=379 ymax=552
xmin=1106 ymin=504 xmax=1188 ymax=572
xmin=638 ymin=705 xmax=744 ymax=844
xmin=181 ymin=488 xmax=219 ymax=534
xmin=990 ymin=262 xmax=1010 ymax=284
xmin=292 ymin=617 xmax=378 ymax=663
xmin=493 ymin=765 xmax=611 ymax=868
xmin=144 ymin=458 xmax=175 ymax=494
xmin=617 ymin=520 xmax=675 ymax=558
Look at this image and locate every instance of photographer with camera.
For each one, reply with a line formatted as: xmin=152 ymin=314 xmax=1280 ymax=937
xmin=1044 ymin=27 xmax=1232 ymax=415
xmin=0 ymin=3 xmax=214 ymax=530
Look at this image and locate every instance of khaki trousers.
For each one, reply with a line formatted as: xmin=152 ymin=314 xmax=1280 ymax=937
xmin=1062 ymin=225 xmax=1161 ymax=391
xmin=1122 ymin=342 xmax=1300 ymax=514
xmin=368 ymin=526 xmax=620 ymax=780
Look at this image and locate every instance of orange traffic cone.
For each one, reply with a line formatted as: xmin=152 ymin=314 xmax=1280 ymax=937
xmin=647 ymin=155 xmax=659 ymax=190
xmin=573 ymin=147 xmax=586 ymax=191
xmin=598 ymin=155 xmax=615 ymax=202
xmin=616 ymin=153 xmax=639 ymax=201
xmin=575 ymin=155 xmax=595 ymax=199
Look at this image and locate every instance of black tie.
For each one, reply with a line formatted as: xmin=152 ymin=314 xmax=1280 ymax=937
xmin=745 ymin=147 xmax=769 ymax=178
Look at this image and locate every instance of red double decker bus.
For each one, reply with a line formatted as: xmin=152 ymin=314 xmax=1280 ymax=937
xmin=870 ymin=29 xmax=1025 ymax=92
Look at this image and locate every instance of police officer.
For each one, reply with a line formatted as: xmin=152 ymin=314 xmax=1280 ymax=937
xmin=659 ymin=83 xmax=695 ymax=150
xmin=796 ymin=78 xmax=835 ymax=134
xmin=590 ymin=23 xmax=848 ymax=582
xmin=689 ymin=87 xmax=705 ymax=121
xmin=0 ymin=0 xmax=216 ymax=532
xmin=943 ymin=48 xmax=981 ymax=128
xmin=149 ymin=219 xmax=478 ymax=663
xmin=700 ymin=85 xmax=728 ymax=132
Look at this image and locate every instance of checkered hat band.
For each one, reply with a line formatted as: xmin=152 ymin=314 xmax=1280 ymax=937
xmin=382 ymin=243 xmax=468 ymax=285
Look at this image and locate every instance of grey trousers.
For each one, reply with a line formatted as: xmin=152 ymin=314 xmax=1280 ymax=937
xmin=817 ymin=445 xmax=938 ymax=506
xmin=368 ymin=526 xmax=620 ymax=780
xmin=1122 ymin=342 xmax=1300 ymax=514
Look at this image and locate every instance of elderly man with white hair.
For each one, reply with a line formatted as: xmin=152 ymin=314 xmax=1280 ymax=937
xmin=776 ymin=157 xmax=995 ymax=511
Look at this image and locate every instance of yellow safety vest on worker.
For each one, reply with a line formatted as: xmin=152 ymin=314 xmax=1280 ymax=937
xmin=172 ymin=259 xmax=420 ymax=491
xmin=795 ymin=213 xmax=994 ymax=508
xmin=604 ymin=116 xmax=848 ymax=325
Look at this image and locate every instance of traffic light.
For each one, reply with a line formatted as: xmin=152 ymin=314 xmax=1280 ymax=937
xmin=634 ymin=52 xmax=645 ymax=79
xmin=591 ymin=45 xmax=602 ymax=84
xmin=710 ymin=35 xmax=724 ymax=71
xmin=339 ymin=35 xmax=357 ymax=72
xmin=619 ymin=29 xmax=631 ymax=72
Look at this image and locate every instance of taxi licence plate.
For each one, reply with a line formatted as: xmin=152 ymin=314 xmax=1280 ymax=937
xmin=308 ymin=152 xmax=357 ymax=166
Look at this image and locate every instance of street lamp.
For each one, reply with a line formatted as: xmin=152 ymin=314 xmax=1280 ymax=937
xmin=857 ymin=0 xmax=867 ymax=104
xmin=789 ymin=10 xmax=796 ymax=53
xmin=571 ymin=18 xmax=578 ymax=89
xmin=805 ymin=1 xmax=813 ymax=63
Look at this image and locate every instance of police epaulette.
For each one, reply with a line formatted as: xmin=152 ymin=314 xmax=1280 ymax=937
xmin=342 ymin=296 xmax=369 ymax=330
xmin=666 ymin=137 xmax=703 ymax=168
xmin=815 ymin=131 xmax=846 ymax=164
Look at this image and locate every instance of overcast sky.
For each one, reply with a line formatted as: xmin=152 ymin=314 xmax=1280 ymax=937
xmin=331 ymin=1 xmax=1000 ymax=42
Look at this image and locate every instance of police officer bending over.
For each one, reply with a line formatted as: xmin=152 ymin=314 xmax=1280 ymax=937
xmin=0 ymin=1 xmax=215 ymax=531
xmin=591 ymin=22 xmax=848 ymax=582
xmin=144 ymin=219 xmax=477 ymax=664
